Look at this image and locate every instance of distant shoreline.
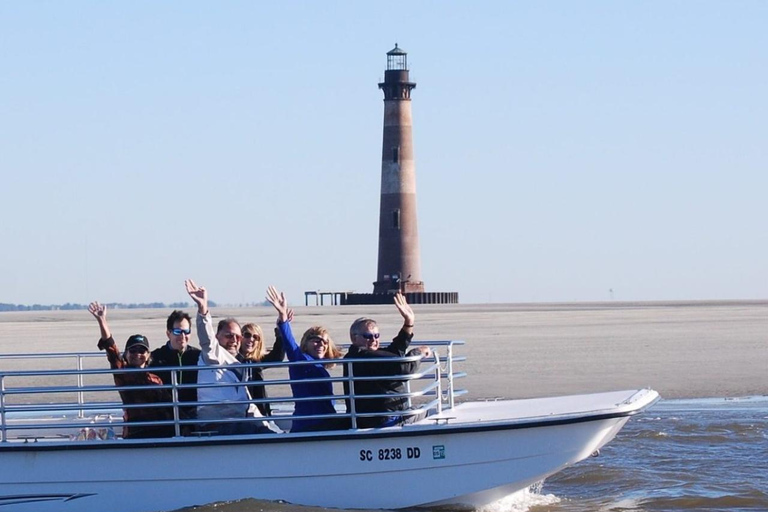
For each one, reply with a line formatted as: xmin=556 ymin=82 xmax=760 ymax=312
xmin=1 ymin=300 xmax=766 ymax=401
xmin=2 ymin=297 xmax=766 ymax=313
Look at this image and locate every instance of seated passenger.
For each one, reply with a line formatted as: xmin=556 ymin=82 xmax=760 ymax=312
xmin=186 ymin=279 xmax=273 ymax=435
xmin=148 ymin=309 xmax=201 ymax=431
xmin=88 ymin=301 xmax=175 ymax=439
xmin=343 ymin=292 xmax=432 ymax=428
xmin=266 ymin=286 xmax=347 ymax=432
xmin=238 ymin=321 xmax=286 ymax=416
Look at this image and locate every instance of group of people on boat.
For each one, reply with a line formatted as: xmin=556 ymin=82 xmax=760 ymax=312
xmin=88 ymin=279 xmax=432 ymax=438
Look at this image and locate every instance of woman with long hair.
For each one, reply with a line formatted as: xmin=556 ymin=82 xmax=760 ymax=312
xmin=237 ymin=322 xmax=286 ymax=416
xmin=266 ymin=286 xmax=346 ymax=432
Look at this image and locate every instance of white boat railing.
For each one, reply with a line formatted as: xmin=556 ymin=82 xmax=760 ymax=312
xmin=0 ymin=340 xmax=465 ymax=442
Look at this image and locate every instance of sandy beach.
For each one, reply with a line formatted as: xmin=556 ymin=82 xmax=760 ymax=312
xmin=0 ymin=300 xmax=765 ymax=400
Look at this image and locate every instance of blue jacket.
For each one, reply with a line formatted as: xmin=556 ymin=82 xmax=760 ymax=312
xmin=278 ymin=321 xmax=336 ymax=432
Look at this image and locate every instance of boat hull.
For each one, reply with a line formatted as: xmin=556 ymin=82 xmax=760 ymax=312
xmin=0 ymin=389 xmax=656 ymax=512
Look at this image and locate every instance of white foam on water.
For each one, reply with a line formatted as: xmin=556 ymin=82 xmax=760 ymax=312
xmin=598 ymin=497 xmax=641 ymax=511
xmin=476 ymin=482 xmax=560 ymax=512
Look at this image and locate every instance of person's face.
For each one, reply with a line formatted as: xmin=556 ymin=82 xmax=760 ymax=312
xmin=125 ymin=346 xmax=150 ymax=368
xmin=352 ymin=325 xmax=381 ymax=350
xmin=240 ymin=329 xmax=261 ymax=357
xmin=216 ymin=322 xmax=242 ymax=356
xmin=305 ymin=335 xmax=329 ymax=359
xmin=167 ymin=319 xmax=191 ymax=352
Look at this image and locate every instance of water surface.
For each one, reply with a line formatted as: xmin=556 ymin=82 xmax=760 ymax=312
xmin=182 ymin=398 xmax=767 ymax=512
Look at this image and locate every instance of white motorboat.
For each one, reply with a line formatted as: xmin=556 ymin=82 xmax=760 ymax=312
xmin=0 ymin=342 xmax=659 ymax=512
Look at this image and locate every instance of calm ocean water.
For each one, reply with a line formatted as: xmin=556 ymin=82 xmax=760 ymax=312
xmin=182 ymin=397 xmax=767 ymax=512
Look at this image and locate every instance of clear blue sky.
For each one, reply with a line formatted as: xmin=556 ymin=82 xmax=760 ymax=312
xmin=1 ymin=2 xmax=766 ymax=305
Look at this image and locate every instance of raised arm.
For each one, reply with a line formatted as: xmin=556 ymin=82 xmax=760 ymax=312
xmin=263 ymin=308 xmax=292 ymax=363
xmin=266 ymin=286 xmax=290 ymax=324
xmin=186 ymin=278 xmax=222 ymax=364
xmin=262 ymin=327 xmax=287 ymax=363
xmin=88 ymin=301 xmax=122 ymax=368
xmin=88 ymin=301 xmax=112 ymax=341
xmin=185 ymin=279 xmax=208 ymax=316
xmin=394 ymin=292 xmax=415 ymax=335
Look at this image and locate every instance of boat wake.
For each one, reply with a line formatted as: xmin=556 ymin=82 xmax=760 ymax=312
xmin=172 ymin=487 xmax=562 ymax=512
xmin=477 ymin=482 xmax=560 ymax=512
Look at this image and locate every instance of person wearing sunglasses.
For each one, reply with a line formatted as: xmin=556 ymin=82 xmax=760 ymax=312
xmin=185 ymin=279 xmax=274 ymax=435
xmin=88 ymin=301 xmax=175 ymax=439
xmin=237 ymin=322 xmax=286 ymax=416
xmin=266 ymin=286 xmax=346 ymax=432
xmin=343 ymin=292 xmax=432 ymax=428
xmin=148 ymin=309 xmax=202 ymax=432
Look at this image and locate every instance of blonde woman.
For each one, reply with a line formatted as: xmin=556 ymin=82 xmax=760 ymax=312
xmin=266 ymin=286 xmax=346 ymax=432
xmin=237 ymin=322 xmax=286 ymax=416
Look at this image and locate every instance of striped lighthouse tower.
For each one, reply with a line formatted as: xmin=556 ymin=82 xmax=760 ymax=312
xmin=373 ymin=44 xmax=425 ymax=295
xmin=342 ymin=46 xmax=458 ymax=305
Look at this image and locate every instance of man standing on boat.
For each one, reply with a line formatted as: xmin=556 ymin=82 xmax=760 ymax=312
xmin=148 ymin=309 xmax=201 ymax=433
xmin=344 ymin=292 xmax=431 ymax=428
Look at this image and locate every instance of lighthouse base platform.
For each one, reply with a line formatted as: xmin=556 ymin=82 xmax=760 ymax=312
xmin=341 ymin=292 xmax=459 ymax=305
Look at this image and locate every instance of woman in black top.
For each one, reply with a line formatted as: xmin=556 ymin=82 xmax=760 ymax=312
xmin=237 ymin=321 xmax=286 ymax=415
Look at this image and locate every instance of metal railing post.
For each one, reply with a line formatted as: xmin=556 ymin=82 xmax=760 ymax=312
xmin=447 ymin=343 xmax=455 ymax=410
xmin=346 ymin=361 xmax=357 ymax=429
xmin=171 ymin=370 xmax=181 ymax=437
xmin=433 ymin=350 xmax=442 ymax=416
xmin=0 ymin=376 xmax=6 ymax=443
xmin=76 ymin=354 xmax=85 ymax=419
xmin=405 ymin=379 xmax=412 ymax=409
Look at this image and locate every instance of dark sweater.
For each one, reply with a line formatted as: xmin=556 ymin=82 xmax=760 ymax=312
xmin=148 ymin=342 xmax=202 ymax=421
xmin=343 ymin=329 xmax=420 ymax=428
xmin=237 ymin=328 xmax=286 ymax=416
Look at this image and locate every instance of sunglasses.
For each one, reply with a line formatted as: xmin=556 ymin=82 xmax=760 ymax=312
xmin=358 ymin=332 xmax=380 ymax=340
xmin=171 ymin=328 xmax=191 ymax=336
xmin=243 ymin=333 xmax=260 ymax=340
xmin=223 ymin=333 xmax=242 ymax=340
xmin=308 ymin=337 xmax=329 ymax=345
xmin=127 ymin=347 xmax=148 ymax=355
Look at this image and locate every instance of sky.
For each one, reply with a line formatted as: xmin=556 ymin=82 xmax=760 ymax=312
xmin=1 ymin=2 xmax=766 ymax=305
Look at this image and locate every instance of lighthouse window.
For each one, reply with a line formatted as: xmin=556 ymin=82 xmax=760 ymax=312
xmin=393 ymin=209 xmax=401 ymax=229
xmin=392 ymin=147 xmax=400 ymax=163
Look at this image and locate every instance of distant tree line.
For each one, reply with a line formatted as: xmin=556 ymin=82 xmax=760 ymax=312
xmin=0 ymin=301 xmax=219 ymax=312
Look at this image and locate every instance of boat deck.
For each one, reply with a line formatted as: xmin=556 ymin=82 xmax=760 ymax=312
xmin=424 ymin=388 xmax=657 ymax=426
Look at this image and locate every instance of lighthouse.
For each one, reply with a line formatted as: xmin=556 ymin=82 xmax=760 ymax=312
xmin=373 ymin=44 xmax=425 ymax=294
xmin=339 ymin=46 xmax=458 ymax=306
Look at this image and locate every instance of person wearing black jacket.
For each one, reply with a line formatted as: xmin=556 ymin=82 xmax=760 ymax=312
xmin=149 ymin=309 xmax=202 ymax=432
xmin=237 ymin=322 xmax=286 ymax=416
xmin=343 ymin=292 xmax=431 ymax=428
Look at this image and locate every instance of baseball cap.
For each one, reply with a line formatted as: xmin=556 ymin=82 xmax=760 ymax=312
xmin=125 ymin=334 xmax=150 ymax=351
